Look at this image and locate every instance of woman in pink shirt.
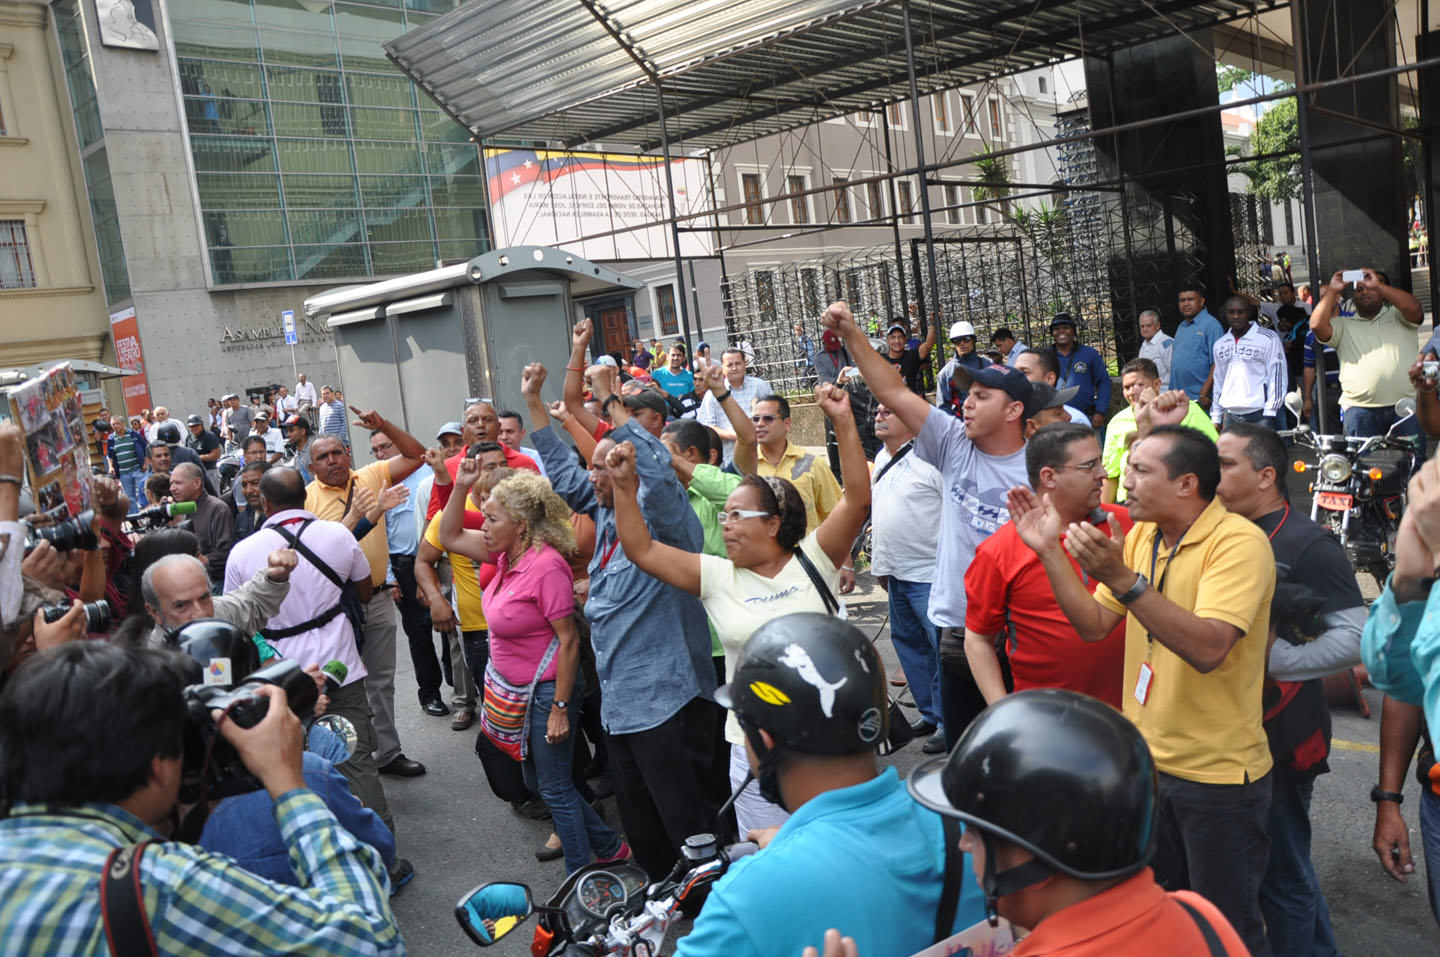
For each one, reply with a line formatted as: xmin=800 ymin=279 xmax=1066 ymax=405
xmin=439 ymin=465 xmax=624 ymax=873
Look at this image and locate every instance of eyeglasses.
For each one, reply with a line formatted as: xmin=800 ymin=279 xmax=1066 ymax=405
xmin=1052 ymin=458 xmax=1102 ymax=473
xmin=751 ymin=414 xmax=780 ymax=424
xmin=465 ymin=397 xmax=492 ymax=409
xmin=718 ymin=508 xmax=772 ymax=525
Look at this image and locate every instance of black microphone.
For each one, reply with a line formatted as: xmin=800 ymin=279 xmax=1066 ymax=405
xmin=320 ymin=659 xmax=348 ymax=695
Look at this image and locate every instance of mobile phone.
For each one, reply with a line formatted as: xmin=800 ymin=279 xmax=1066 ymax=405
xmin=1342 ymin=269 xmax=1366 ymax=284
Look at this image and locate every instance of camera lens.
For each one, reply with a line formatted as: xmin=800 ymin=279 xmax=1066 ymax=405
xmin=32 ymin=510 xmax=99 ymax=552
xmin=40 ymin=600 xmax=113 ymax=633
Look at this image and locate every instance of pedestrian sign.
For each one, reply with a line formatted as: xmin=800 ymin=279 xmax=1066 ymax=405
xmin=282 ymin=309 xmax=297 ymax=345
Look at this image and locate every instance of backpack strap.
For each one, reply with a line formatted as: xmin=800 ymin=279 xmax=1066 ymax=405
xmin=260 ymin=520 xmax=351 ymax=641
xmin=101 ymin=841 xmax=159 ymax=957
xmin=1174 ymin=896 xmax=1229 ymax=957
xmin=932 ymin=815 xmax=963 ymax=944
xmin=270 ymin=520 xmax=347 ymax=590
xmin=792 ymin=547 xmax=840 ymax=616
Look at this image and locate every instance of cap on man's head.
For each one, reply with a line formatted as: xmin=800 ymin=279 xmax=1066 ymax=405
xmin=1026 ymin=382 xmax=1080 ymax=418
xmin=282 ymin=414 xmax=311 ymax=432
xmin=950 ymin=363 xmax=1033 ymax=409
xmin=595 ymin=354 xmax=619 ymax=368
xmin=1050 ymin=313 xmax=1076 ymax=329
xmin=622 ymin=390 xmax=669 ymax=416
xmin=948 ymin=321 xmax=976 ymax=340
xmin=186 ymin=414 xmax=204 ymax=427
xmin=222 ymin=393 xmax=239 ymax=401
xmin=252 ymin=410 xmax=270 ymax=421
xmin=697 ymin=340 xmax=710 ymax=351
xmin=886 ymin=322 xmax=909 ymax=337
xmin=435 ymin=421 xmax=463 ymax=440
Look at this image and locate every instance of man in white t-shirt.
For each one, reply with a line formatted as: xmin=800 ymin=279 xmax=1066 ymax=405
xmin=696 ymin=348 xmax=771 ymax=466
xmin=275 ymin=385 xmax=299 ymax=418
xmin=147 ymin=406 xmax=177 ymax=444
xmin=871 ymin=400 xmax=946 ymax=754
xmin=294 ymin=373 xmax=319 ymax=411
xmin=823 ymin=301 xmax=1029 ymax=750
xmin=251 ymin=411 xmax=285 ymax=464
xmin=1137 ymin=310 xmax=1174 ymax=390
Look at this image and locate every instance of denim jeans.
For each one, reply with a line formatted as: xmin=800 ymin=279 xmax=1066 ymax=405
xmin=524 ymin=678 xmax=620 ymax=874
xmin=1343 ymin=405 xmax=1428 ymax=461
xmin=118 ymin=470 xmax=146 ymax=512
xmin=1154 ymin=771 xmax=1273 ymax=957
xmin=1222 ymin=410 xmax=1279 ymax=431
xmin=1421 ymin=786 xmax=1440 ymax=925
xmin=887 ymin=578 xmax=941 ymax=728
xmin=1258 ymin=767 xmax=1338 ymax=957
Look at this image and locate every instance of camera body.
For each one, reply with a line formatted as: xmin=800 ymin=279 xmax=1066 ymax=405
xmin=179 ymin=658 xmax=318 ymax=801
xmin=41 ymin=600 xmax=113 ymax=633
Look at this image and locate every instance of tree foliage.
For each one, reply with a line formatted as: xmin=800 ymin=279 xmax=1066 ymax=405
xmin=1234 ymin=95 xmax=1300 ymax=201
xmin=1216 ymin=66 xmax=1255 ymax=94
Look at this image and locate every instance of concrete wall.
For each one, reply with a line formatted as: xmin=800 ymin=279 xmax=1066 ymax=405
xmin=0 ymin=1 xmax=112 ymax=379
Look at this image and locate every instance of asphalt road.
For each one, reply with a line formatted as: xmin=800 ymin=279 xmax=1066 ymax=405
xmin=383 ymin=569 xmax=1436 ymax=956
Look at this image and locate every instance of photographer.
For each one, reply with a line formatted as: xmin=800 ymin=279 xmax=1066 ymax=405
xmin=0 ymin=642 xmax=402 ymax=953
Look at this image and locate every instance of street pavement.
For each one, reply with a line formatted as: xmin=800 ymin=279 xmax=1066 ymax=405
xmin=384 ymin=570 xmax=1436 ymax=955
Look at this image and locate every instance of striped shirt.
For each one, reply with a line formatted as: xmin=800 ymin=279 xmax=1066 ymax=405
xmin=318 ymin=400 xmax=350 ymax=446
xmin=0 ymin=790 xmax=402 ymax=956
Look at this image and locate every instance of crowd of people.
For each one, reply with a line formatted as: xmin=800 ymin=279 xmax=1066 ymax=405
xmin=0 ymin=268 xmax=1438 ymax=956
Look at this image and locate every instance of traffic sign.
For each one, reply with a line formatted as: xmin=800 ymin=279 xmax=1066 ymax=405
xmin=282 ymin=309 xmax=297 ymax=345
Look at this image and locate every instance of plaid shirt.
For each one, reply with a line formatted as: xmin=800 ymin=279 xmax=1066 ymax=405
xmin=0 ymin=790 xmax=402 ymax=956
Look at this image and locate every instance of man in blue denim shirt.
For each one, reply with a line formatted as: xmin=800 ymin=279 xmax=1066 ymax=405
xmin=521 ymin=362 xmax=722 ymax=881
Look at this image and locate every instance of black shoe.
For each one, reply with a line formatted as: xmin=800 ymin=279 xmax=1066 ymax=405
xmin=389 ymin=857 xmax=415 ymax=895
xmin=535 ymin=837 xmax=564 ymax=862
xmin=921 ymin=729 xmax=947 ymax=754
xmin=909 ymin=718 xmax=937 ymax=736
xmin=592 ymin=776 xmax=614 ymax=800
xmin=379 ymin=755 xmax=427 ymax=777
xmin=512 ymin=799 xmax=552 ymax=821
xmin=421 ymin=697 xmax=449 ymax=717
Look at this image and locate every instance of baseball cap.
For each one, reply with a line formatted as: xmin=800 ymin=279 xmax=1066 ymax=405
xmin=222 ymin=393 xmax=239 ymax=401
xmin=186 ymin=414 xmax=204 ymax=427
xmin=948 ymin=321 xmax=976 ymax=340
xmin=886 ymin=322 xmax=908 ymax=337
xmin=697 ymin=340 xmax=710 ymax=351
xmin=1026 ymin=381 xmax=1080 ymax=418
xmin=622 ymin=390 xmax=669 ymax=416
xmin=252 ymin=410 xmax=270 ymax=421
xmin=949 ymin=364 xmax=1033 ymax=410
xmin=282 ymin=414 xmax=311 ymax=432
xmin=1050 ymin=312 xmax=1077 ymax=329
xmin=435 ymin=421 xmax=463 ymax=439
xmin=595 ymin=355 xmax=619 ymax=368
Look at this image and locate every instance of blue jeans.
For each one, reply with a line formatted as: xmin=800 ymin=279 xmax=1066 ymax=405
xmin=1222 ymin=410 xmax=1279 ymax=431
xmin=1343 ymin=405 xmax=1428 ymax=461
xmin=524 ymin=678 xmax=620 ymax=874
xmin=887 ymin=579 xmax=941 ymax=728
xmin=1258 ymin=768 xmax=1338 ymax=957
xmin=118 ymin=470 xmax=146 ymax=512
xmin=1421 ymin=786 xmax=1440 ymax=925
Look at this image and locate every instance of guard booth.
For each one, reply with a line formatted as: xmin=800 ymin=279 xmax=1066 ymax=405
xmin=303 ymin=247 xmax=644 ymax=461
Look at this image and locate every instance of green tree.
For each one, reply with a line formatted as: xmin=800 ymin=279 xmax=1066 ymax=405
xmin=1216 ymin=66 xmax=1255 ymax=94
xmin=971 ymin=145 xmax=1012 ymax=216
xmin=1234 ymin=94 xmax=1300 ymax=201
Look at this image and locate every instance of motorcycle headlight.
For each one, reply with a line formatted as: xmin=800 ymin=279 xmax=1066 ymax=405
xmin=1318 ymin=453 xmax=1352 ymax=484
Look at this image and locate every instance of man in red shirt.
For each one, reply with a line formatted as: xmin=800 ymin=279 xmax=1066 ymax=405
xmin=426 ymin=398 xmax=538 ymax=520
xmin=964 ymin=422 xmax=1127 ymax=708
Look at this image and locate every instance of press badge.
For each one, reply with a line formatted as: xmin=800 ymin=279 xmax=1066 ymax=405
xmin=203 ymin=656 xmax=233 ymax=687
xmin=1133 ymin=662 xmax=1154 ymax=705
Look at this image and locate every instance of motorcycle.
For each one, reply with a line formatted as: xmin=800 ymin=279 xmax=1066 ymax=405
xmin=456 ymin=833 xmax=757 ymax=955
xmin=1282 ymin=393 xmax=1420 ymax=582
xmin=216 ymin=446 xmax=244 ymax=496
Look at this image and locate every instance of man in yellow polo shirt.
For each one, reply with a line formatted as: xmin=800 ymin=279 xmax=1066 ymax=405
xmin=306 ymin=406 xmax=429 ymax=778
xmin=752 ymin=394 xmax=840 ymax=533
xmin=1013 ymin=423 xmax=1275 ymax=956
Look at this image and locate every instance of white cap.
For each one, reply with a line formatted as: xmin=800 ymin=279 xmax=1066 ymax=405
xmin=948 ymin=321 xmax=976 ymax=339
xmin=595 ymin=355 xmax=619 ymax=368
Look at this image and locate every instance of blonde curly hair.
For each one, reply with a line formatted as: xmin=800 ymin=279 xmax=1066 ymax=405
xmin=488 ymin=471 xmax=577 ymax=556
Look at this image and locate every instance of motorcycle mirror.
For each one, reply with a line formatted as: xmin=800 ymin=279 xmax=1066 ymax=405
xmin=455 ymin=882 xmax=534 ymax=947
xmin=1284 ymin=390 xmax=1303 ymax=416
xmin=311 ymin=714 xmax=358 ymax=762
xmin=1395 ymin=396 xmax=1418 ymax=420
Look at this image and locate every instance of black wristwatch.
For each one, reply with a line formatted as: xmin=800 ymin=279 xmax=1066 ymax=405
xmin=1370 ymin=785 xmax=1404 ymax=805
xmin=1115 ymin=572 xmax=1149 ymax=605
xmin=552 ymin=699 xmax=569 ymax=710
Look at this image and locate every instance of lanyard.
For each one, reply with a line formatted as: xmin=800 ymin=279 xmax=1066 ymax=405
xmin=598 ymin=531 xmax=621 ymax=570
xmin=1266 ymin=504 xmax=1290 ymax=541
xmin=1145 ymin=527 xmax=1186 ymax=650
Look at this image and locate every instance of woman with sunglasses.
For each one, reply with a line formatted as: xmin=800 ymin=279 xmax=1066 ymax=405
xmin=605 ymin=381 xmax=870 ymax=836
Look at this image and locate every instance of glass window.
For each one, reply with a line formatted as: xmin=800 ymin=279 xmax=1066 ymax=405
xmin=420 ymin=111 xmax=471 ymax=143
xmin=283 ymin=174 xmax=359 ymax=208
xmin=989 ymin=99 xmax=1003 ymax=139
xmin=832 ymin=177 xmax=851 ymax=223
xmin=370 ymin=241 xmax=435 ymax=273
xmin=346 ymin=72 xmax=416 ymax=108
xmin=741 ymin=172 xmax=764 ymax=224
xmin=656 ymin=284 xmax=678 ymax=335
xmin=208 ymin=209 xmax=289 ymax=247
xmin=359 ymin=174 xmax=426 ymax=207
xmin=191 ymin=136 xmax=276 ymax=173
xmin=197 ymin=172 xmax=282 ymax=209
xmin=933 ymin=93 xmax=949 ymax=133
xmin=961 ymin=93 xmax=977 ymax=135
xmin=898 ymin=180 xmax=915 ymax=224
xmin=365 ymin=208 xmax=431 ymax=244
xmin=288 ymin=208 xmax=362 ymax=246
xmin=432 ymin=207 xmax=485 ymax=240
xmin=866 ymin=181 xmax=884 ymax=220
xmin=437 ymin=239 xmax=483 ymax=263
xmin=293 ymin=243 xmax=366 ymax=279
xmin=785 ymin=174 xmax=809 ymax=224
xmin=428 ymin=175 xmax=486 ymax=207
xmin=944 ymin=184 xmax=961 ymax=225
xmin=351 ymin=107 xmax=417 ymax=140
xmin=0 ymin=222 xmax=37 ymax=289
xmin=276 ymin=138 xmax=353 ymax=174
xmin=211 ymin=244 xmax=293 ymax=284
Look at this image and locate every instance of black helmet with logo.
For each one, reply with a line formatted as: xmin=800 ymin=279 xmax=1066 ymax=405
xmin=172 ymin=618 xmax=260 ymax=689
xmin=715 ymin=613 xmax=886 ymax=809
xmin=908 ymin=689 xmax=1157 ymax=922
xmin=157 ymin=421 xmax=183 ymax=445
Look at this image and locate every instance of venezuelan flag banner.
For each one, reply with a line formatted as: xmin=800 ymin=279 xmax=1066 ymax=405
xmin=483 ymin=148 xmax=715 ymax=260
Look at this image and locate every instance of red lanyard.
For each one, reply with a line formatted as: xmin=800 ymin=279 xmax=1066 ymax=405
xmin=599 ymin=535 xmax=621 ymax=570
xmin=1266 ymin=504 xmax=1290 ymax=541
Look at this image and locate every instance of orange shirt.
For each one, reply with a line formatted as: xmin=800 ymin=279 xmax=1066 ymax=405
xmin=1013 ymin=869 xmax=1248 ymax=956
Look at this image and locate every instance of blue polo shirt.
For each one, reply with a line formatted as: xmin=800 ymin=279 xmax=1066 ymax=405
xmin=1170 ymin=309 xmax=1224 ymax=400
xmin=675 ymin=767 xmax=985 ymax=957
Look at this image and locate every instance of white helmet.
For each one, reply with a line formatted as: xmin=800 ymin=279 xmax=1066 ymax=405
xmin=948 ymin=321 xmax=976 ymax=340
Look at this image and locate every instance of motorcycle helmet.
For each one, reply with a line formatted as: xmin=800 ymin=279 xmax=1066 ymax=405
xmin=157 ymin=421 xmax=183 ymax=445
xmin=172 ymin=618 xmax=259 ymax=689
xmin=715 ymin=613 xmax=887 ymax=808
xmin=908 ymin=689 xmax=1157 ymax=924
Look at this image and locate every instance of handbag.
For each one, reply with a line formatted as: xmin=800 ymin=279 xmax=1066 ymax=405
xmin=792 ymin=547 xmax=914 ymax=755
xmin=479 ymin=636 xmax=560 ymax=761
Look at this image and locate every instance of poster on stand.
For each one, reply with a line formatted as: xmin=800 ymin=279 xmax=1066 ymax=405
xmin=8 ymin=363 xmax=92 ymax=518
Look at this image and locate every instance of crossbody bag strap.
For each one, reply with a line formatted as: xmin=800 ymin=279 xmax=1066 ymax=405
xmin=872 ymin=442 xmax=913 ymax=486
xmin=792 ymin=547 xmax=840 ymax=616
xmin=933 ymin=816 xmax=964 ymax=944
xmin=271 ymin=520 xmax=347 ymax=591
xmin=1174 ymin=897 xmax=1229 ymax=957
xmin=101 ymin=841 xmax=159 ymax=957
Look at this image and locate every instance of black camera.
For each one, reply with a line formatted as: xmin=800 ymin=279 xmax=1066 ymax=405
xmin=41 ymin=600 xmax=113 ymax=634
xmin=179 ymin=658 xmax=319 ymax=802
xmin=25 ymin=510 xmax=98 ymax=554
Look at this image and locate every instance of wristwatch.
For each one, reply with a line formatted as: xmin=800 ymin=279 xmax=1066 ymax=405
xmin=1115 ymin=572 xmax=1149 ymax=605
xmin=1370 ymin=786 xmax=1404 ymax=805
xmin=553 ymin=699 xmax=569 ymax=710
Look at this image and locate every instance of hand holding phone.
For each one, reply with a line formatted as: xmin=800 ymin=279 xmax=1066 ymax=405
xmin=1342 ymin=269 xmax=1366 ymax=284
